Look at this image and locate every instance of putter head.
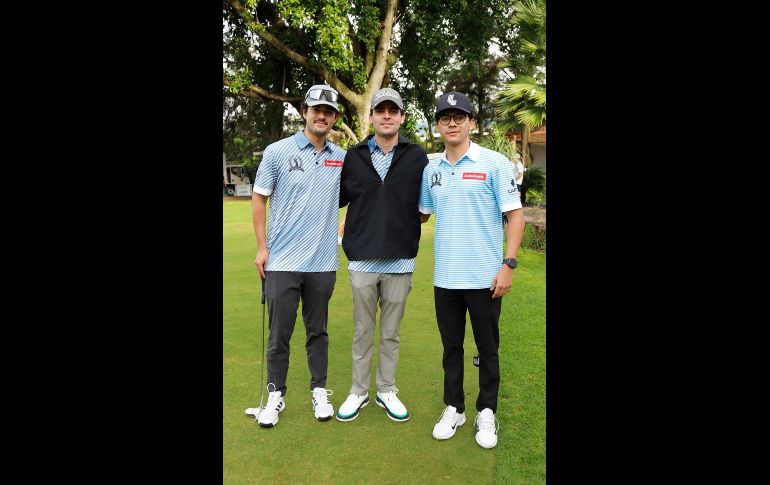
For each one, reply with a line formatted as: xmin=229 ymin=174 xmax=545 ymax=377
xmin=245 ymin=407 xmax=263 ymax=420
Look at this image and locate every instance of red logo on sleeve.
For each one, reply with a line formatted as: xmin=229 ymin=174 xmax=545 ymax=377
xmin=324 ymin=160 xmax=343 ymax=167
xmin=462 ymin=172 xmax=487 ymax=180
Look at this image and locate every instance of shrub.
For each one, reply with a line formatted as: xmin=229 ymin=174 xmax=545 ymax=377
xmin=520 ymin=222 xmax=546 ymax=251
xmin=521 ymin=166 xmax=545 ymax=205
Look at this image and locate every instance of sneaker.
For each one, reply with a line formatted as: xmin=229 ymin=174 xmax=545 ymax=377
xmin=336 ymin=393 xmax=369 ymax=422
xmin=474 ymin=408 xmax=499 ymax=449
xmin=375 ymin=389 xmax=409 ymax=422
xmin=257 ymin=390 xmax=285 ymax=428
xmin=312 ymin=387 xmax=334 ymax=421
xmin=432 ymin=405 xmax=466 ymax=440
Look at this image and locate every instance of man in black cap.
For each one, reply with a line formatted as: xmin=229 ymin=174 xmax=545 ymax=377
xmin=336 ymin=88 xmax=429 ymax=423
xmin=419 ymin=91 xmax=525 ymax=449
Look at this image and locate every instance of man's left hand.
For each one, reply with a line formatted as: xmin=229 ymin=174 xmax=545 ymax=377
xmin=490 ymin=266 xmax=513 ymax=299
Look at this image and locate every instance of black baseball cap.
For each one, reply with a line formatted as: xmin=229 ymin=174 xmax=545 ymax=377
xmin=434 ymin=91 xmax=473 ymax=119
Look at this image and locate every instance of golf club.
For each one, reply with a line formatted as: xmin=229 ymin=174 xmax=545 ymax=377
xmin=245 ymin=278 xmax=268 ymax=420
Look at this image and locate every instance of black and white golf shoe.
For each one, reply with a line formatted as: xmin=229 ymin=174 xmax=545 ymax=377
xmin=257 ymin=391 xmax=285 ymax=428
xmin=312 ymin=387 xmax=334 ymax=421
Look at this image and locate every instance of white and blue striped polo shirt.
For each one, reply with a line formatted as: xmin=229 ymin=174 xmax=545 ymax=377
xmin=348 ymin=137 xmax=415 ymax=274
xmin=253 ymin=131 xmax=346 ymax=272
xmin=418 ymin=141 xmax=521 ymax=289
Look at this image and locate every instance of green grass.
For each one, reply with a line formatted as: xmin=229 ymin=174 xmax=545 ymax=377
xmin=224 ymin=200 xmax=545 ymax=484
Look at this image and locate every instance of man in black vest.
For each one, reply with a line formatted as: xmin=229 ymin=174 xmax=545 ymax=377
xmin=336 ymin=88 xmax=429 ymax=423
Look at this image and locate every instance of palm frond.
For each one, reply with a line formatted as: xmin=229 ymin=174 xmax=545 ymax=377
xmin=496 ymin=117 xmax=524 ymax=133
xmin=520 ymin=39 xmax=543 ymax=55
xmin=495 ymin=97 xmax=526 ymax=117
xmin=514 ymin=106 xmax=546 ymax=128
xmin=498 ymin=75 xmax=539 ymax=99
xmin=531 ymin=87 xmax=546 ymax=106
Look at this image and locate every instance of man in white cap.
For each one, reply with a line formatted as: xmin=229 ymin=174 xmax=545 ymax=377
xmin=250 ymin=84 xmax=346 ymax=428
xmin=419 ymin=91 xmax=525 ymax=449
xmin=336 ymin=88 xmax=429 ymax=423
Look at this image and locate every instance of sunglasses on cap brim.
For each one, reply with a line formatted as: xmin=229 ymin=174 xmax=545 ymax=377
xmin=306 ymin=88 xmax=339 ymax=103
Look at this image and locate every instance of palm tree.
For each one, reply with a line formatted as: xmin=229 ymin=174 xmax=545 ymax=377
xmin=495 ymin=0 xmax=546 ymax=169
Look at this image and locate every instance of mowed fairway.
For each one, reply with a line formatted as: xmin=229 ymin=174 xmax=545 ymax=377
xmin=223 ymin=200 xmax=545 ymax=484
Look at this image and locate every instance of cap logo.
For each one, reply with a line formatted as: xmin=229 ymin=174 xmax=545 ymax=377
xmin=375 ymin=90 xmax=395 ymax=100
xmin=447 ymin=95 xmax=457 ymax=105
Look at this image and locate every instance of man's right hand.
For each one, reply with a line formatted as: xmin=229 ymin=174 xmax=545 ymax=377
xmin=255 ymin=248 xmax=269 ymax=280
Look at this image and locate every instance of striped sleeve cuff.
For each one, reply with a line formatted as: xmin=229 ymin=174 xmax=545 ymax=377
xmin=419 ymin=206 xmax=433 ymax=214
xmin=253 ymin=186 xmax=273 ymax=196
xmin=500 ymin=202 xmax=522 ymax=212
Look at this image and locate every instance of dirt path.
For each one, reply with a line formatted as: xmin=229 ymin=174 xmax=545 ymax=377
xmin=523 ymin=206 xmax=546 ymax=225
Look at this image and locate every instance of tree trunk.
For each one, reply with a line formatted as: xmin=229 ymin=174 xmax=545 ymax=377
xmin=522 ymin=125 xmax=530 ymax=167
xmin=426 ymin=119 xmax=434 ymax=151
xmin=230 ymin=0 xmax=398 ymax=143
xmin=477 ymin=85 xmax=484 ymax=134
xmin=520 ymin=126 xmax=530 ymax=205
xmin=356 ymin=103 xmax=371 ymax=140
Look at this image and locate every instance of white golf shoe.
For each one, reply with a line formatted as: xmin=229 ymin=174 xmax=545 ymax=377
xmin=432 ymin=405 xmax=466 ymax=440
xmin=375 ymin=390 xmax=409 ymax=422
xmin=312 ymin=387 xmax=334 ymax=421
xmin=257 ymin=390 xmax=285 ymax=428
xmin=474 ymin=408 xmax=499 ymax=449
xmin=336 ymin=393 xmax=369 ymax=422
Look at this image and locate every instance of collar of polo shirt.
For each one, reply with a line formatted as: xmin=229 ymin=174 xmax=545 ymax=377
xmin=440 ymin=141 xmax=481 ymax=165
xmin=294 ymin=130 xmax=331 ymax=151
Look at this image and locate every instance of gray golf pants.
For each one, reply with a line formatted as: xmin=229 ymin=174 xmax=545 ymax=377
xmin=265 ymin=271 xmax=336 ymax=396
xmin=348 ymin=271 xmax=412 ymax=396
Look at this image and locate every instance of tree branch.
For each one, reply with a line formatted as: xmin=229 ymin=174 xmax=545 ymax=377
xmin=364 ymin=49 xmax=374 ymax=77
xmin=229 ymin=0 xmax=363 ymax=106
xmin=339 ymin=122 xmax=359 ymax=144
xmin=224 ymin=75 xmax=303 ymax=103
xmin=366 ymin=0 xmax=398 ymax=96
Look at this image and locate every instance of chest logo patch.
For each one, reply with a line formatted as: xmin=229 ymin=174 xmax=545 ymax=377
xmin=462 ymin=172 xmax=487 ymax=181
xmin=324 ymin=159 xmax=343 ymax=167
xmin=288 ymin=156 xmax=304 ymax=172
xmin=431 ymin=171 xmax=442 ymax=188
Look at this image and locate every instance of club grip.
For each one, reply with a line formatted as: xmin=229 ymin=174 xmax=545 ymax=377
xmin=261 ymin=278 xmax=266 ymax=304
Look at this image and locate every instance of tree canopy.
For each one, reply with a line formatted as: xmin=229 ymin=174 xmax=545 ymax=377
xmin=223 ymin=0 xmax=543 ymax=160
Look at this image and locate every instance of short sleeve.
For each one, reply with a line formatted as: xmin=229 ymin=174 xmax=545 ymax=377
xmin=418 ymin=164 xmax=434 ymax=214
xmin=497 ymin=157 xmax=521 ymax=213
xmin=253 ymin=145 xmax=278 ymax=196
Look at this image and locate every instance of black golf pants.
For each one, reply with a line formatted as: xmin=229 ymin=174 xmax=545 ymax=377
xmin=434 ymin=286 xmax=502 ymax=414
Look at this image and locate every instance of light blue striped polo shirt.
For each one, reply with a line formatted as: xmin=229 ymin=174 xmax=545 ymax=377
xmin=418 ymin=141 xmax=521 ymax=289
xmin=348 ymin=137 xmax=415 ymax=274
xmin=253 ymin=131 xmax=346 ymax=272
